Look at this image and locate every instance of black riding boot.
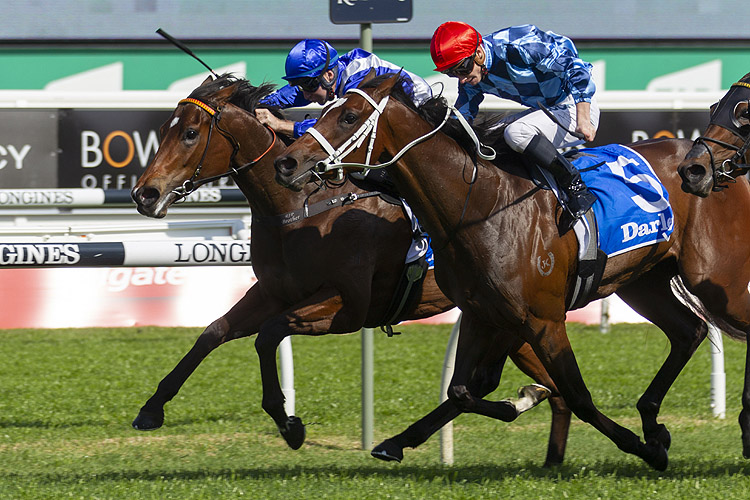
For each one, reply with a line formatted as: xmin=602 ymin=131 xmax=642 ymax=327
xmin=525 ymin=135 xmax=597 ymax=221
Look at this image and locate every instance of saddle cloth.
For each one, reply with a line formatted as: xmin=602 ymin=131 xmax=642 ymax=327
xmin=573 ymin=143 xmax=674 ymax=257
xmin=401 ymin=198 xmax=434 ymax=268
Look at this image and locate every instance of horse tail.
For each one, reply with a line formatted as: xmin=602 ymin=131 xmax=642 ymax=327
xmin=671 ymin=277 xmax=748 ymax=343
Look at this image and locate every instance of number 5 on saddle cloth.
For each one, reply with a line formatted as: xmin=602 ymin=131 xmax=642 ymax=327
xmin=536 ymin=143 xmax=675 ymax=310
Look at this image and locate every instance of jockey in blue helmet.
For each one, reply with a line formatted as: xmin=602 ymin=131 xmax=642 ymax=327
xmin=258 ymin=39 xmax=432 ymax=138
xmin=283 ymin=39 xmax=340 ymax=102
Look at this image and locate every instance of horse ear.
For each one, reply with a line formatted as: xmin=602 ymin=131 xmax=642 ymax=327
xmin=213 ymin=83 xmax=235 ymax=103
xmin=200 ymin=76 xmax=214 ymax=86
xmin=372 ymin=72 xmax=402 ymax=100
xmin=358 ymin=68 xmax=378 ymax=87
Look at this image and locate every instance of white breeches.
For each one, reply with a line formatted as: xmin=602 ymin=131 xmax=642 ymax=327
xmin=501 ymin=95 xmax=600 ymax=153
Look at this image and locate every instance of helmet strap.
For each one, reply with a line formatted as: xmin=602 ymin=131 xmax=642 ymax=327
xmin=320 ymin=65 xmax=339 ymax=100
xmin=474 ymin=47 xmax=488 ymax=77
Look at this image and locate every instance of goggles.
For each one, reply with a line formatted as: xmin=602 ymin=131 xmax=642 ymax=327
xmin=442 ymin=55 xmax=475 ymax=77
xmin=290 ymin=76 xmax=321 ymax=93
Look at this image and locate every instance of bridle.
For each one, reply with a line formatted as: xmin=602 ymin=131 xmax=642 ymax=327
xmin=171 ymin=97 xmax=277 ymax=198
xmin=306 ymin=88 xmax=495 ymax=176
xmin=692 ymin=81 xmax=750 ymax=191
xmin=303 ymin=86 xmax=496 ymax=249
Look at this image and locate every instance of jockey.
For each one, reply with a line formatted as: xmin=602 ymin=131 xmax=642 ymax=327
xmin=258 ymin=39 xmax=433 ymax=138
xmin=431 ymin=21 xmax=599 ymax=225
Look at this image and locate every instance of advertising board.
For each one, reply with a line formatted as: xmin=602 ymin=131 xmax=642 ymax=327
xmin=57 ymin=109 xmax=168 ymax=189
xmin=0 ymin=110 xmax=58 ymax=188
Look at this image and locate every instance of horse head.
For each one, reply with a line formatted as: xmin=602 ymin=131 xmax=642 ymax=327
xmin=132 ymin=74 xmax=278 ymax=218
xmin=677 ymin=73 xmax=750 ymax=197
xmin=274 ymin=73 xmax=404 ymax=191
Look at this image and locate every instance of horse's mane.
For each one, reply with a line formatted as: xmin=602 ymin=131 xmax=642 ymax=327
xmin=187 ymin=73 xmax=275 ymax=112
xmin=188 ymin=73 xmax=293 ymax=143
xmin=359 ymin=74 xmax=513 ymax=160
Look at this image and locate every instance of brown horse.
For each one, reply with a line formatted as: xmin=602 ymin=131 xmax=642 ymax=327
xmin=129 ymin=75 xmax=563 ymax=461
xmin=677 ymin=72 xmax=750 ymax=458
xmin=274 ymin=74 xmax=750 ymax=470
xmin=677 ymin=72 xmax=750 ymax=198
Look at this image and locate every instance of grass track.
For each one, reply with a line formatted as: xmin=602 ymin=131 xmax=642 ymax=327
xmin=1 ymin=322 xmax=749 ymax=499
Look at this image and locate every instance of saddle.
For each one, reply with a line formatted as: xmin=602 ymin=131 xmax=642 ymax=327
xmin=523 ymin=150 xmax=608 ymax=311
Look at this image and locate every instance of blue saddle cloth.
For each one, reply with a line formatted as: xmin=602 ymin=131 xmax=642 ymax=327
xmin=573 ymin=144 xmax=674 ymax=257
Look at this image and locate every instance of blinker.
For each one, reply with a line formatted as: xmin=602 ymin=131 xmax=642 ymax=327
xmin=709 ymin=83 xmax=750 ymax=140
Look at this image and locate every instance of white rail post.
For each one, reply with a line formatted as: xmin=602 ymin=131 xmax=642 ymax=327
xmin=279 ymin=337 xmax=295 ymax=416
xmin=361 ymin=327 xmax=374 ymax=450
xmin=708 ymin=324 xmax=726 ymax=419
xmin=440 ymin=313 xmax=462 ymax=465
xmin=600 ymin=297 xmax=610 ymax=333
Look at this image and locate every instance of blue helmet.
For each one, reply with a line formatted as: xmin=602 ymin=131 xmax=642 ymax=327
xmin=282 ymin=39 xmax=339 ymax=81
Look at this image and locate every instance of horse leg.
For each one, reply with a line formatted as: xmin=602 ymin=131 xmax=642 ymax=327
xmin=371 ymin=400 xmax=462 ymax=462
xmin=132 ymin=284 xmax=281 ymax=430
xmin=616 ymin=262 xmax=707 ymax=453
xmin=372 ymin=332 xmax=551 ymax=463
xmin=700 ymin=295 xmax=750 ymax=458
xmin=520 ymin=317 xmax=669 ymax=470
xmin=509 ymin=342 xmax=570 ymax=467
xmin=371 ymin=383 xmax=549 ymax=464
xmin=254 ymin=287 xmax=366 ymax=449
xmin=445 ymin=314 xmax=538 ymax=420
xmin=689 ymin=279 xmax=750 ymax=457
xmin=741 ymin=342 xmax=750 ymax=458
xmin=677 ymin=233 xmax=750 ymax=457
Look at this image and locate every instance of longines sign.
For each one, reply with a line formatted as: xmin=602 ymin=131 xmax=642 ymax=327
xmin=0 ymin=241 xmax=253 ymax=268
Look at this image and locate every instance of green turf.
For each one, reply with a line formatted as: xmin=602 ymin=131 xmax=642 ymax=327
xmin=1 ymin=322 xmax=749 ymax=499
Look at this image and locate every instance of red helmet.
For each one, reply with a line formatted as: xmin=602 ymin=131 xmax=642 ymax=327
xmin=430 ymin=22 xmax=482 ymax=73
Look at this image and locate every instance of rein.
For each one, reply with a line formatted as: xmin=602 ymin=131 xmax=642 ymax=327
xmin=303 ymin=87 xmax=496 ymax=248
xmin=308 ymin=88 xmax=496 ymax=176
xmin=178 ymin=96 xmax=381 ymax=227
xmin=172 ymin=98 xmax=278 ymax=198
xmin=694 ymin=81 xmax=750 ymax=191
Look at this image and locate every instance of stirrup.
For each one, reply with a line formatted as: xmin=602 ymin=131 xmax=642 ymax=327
xmin=565 ymin=187 xmax=596 ymax=219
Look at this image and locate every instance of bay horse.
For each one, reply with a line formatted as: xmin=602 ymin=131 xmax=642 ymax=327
xmin=129 ymin=75 xmax=564 ymax=463
xmin=274 ymin=74 xmax=750 ymax=470
xmin=677 ymin=72 xmax=750 ymax=458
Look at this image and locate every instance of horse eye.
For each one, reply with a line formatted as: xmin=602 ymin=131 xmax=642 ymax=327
xmin=184 ymin=129 xmax=198 ymax=141
xmin=343 ymin=112 xmax=358 ymax=125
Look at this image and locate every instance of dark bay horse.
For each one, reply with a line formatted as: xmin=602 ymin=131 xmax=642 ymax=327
xmin=677 ymin=72 xmax=750 ymax=458
xmin=129 ymin=75 xmax=562 ymax=461
xmin=678 ymin=72 xmax=750 ymax=197
xmin=274 ymin=74 xmax=750 ymax=470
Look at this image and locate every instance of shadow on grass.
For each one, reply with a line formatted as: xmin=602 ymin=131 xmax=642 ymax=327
xmin=6 ymin=458 xmax=750 ymax=485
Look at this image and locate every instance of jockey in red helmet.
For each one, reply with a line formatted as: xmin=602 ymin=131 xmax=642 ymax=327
xmin=431 ymin=21 xmax=600 ymax=229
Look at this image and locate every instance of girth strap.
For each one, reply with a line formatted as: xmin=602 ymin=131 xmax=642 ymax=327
xmin=567 ymin=208 xmax=607 ymax=311
xmin=379 ymin=255 xmax=429 ymax=337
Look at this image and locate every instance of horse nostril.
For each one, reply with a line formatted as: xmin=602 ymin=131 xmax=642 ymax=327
xmin=133 ymin=186 xmax=160 ymax=207
xmin=684 ymin=163 xmax=707 ymax=181
xmin=274 ymin=156 xmax=298 ymax=176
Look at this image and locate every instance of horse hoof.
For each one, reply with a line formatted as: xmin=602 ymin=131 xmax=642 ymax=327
xmin=743 ymin=445 xmax=750 ymax=460
xmin=371 ymin=440 xmax=403 ymax=462
xmin=653 ymin=424 xmax=671 ymax=451
xmin=646 ymin=440 xmax=669 ymax=471
xmin=517 ymin=384 xmax=551 ymax=412
xmin=132 ymin=409 xmax=164 ymax=431
xmin=279 ymin=416 xmax=306 ymax=450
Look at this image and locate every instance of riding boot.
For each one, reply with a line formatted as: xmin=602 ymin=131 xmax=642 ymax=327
xmin=524 ymin=135 xmax=597 ymax=221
